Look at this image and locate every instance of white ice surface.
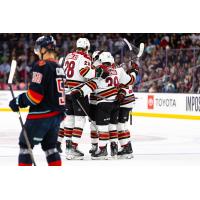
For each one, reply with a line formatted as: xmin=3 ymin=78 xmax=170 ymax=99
xmin=1 ymin=112 xmax=200 ymax=166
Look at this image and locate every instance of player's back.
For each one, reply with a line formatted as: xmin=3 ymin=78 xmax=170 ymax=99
xmin=27 ymin=59 xmax=66 ymax=119
xmin=63 ymin=51 xmax=92 ymax=88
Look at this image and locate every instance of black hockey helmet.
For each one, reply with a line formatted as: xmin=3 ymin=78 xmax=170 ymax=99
xmin=34 ymin=35 xmax=56 ymax=55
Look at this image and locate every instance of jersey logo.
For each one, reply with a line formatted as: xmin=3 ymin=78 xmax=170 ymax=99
xmin=32 ymin=72 xmax=43 ymax=84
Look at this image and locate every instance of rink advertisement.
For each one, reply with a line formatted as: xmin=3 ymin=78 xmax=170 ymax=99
xmin=132 ymin=93 xmax=200 ymax=120
xmin=0 ymin=91 xmax=200 ymax=119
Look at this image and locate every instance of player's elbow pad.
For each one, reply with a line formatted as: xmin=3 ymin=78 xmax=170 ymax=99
xmin=17 ymin=93 xmax=34 ymax=108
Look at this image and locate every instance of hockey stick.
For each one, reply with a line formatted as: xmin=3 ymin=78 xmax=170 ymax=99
xmin=64 ymin=77 xmax=98 ymax=94
xmin=123 ymin=38 xmax=145 ymax=59
xmin=8 ymin=60 xmax=36 ymax=166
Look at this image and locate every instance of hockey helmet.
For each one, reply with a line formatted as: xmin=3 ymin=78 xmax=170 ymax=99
xmin=76 ymin=38 xmax=90 ymax=51
xmin=34 ymin=35 xmax=56 ymax=55
xmin=99 ymin=52 xmax=114 ymax=65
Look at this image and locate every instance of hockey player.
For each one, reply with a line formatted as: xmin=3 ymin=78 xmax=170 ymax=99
xmin=9 ymin=35 xmax=66 ymax=166
xmin=71 ymin=52 xmax=137 ymax=159
xmin=56 ymin=38 xmax=108 ymax=159
xmin=89 ymin=51 xmax=102 ymax=154
xmin=117 ymin=60 xmax=139 ymax=159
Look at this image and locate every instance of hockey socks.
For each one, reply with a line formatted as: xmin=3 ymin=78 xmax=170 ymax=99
xmin=45 ymin=148 xmax=62 ymax=166
xmin=90 ymin=130 xmax=98 ymax=144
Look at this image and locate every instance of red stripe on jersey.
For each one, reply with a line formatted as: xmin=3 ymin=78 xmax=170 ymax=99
xmin=125 ymin=75 xmax=135 ymax=86
xmin=27 ymin=111 xmax=60 ymax=120
xmin=98 ymin=88 xmax=118 ymax=98
xmin=27 ymin=89 xmax=44 ymax=104
xmin=48 ymin=160 xmax=62 ymax=166
xmin=86 ymin=81 xmax=98 ymax=91
xmin=18 ymin=163 xmax=32 ymax=166
xmin=80 ymin=67 xmax=90 ymax=77
xmin=66 ymin=80 xmax=83 ymax=88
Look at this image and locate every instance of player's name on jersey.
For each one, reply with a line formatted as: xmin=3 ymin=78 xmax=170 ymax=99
xmin=56 ymin=68 xmax=65 ymax=76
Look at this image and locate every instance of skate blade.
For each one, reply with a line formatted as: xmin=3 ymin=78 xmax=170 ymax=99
xmin=110 ymin=155 xmax=118 ymax=160
xmin=66 ymin=155 xmax=84 ymax=160
xmin=91 ymin=156 xmax=108 ymax=160
xmin=118 ymin=154 xmax=133 ymax=159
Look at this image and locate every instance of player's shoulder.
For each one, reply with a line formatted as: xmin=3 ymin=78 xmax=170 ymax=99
xmin=76 ymin=51 xmax=91 ymax=61
xmin=116 ymin=66 xmax=126 ymax=74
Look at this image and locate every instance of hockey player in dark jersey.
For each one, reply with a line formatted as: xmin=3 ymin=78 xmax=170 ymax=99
xmin=9 ymin=35 xmax=66 ymax=166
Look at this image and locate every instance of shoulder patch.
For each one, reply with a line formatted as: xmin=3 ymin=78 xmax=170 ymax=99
xmin=38 ymin=60 xmax=46 ymax=67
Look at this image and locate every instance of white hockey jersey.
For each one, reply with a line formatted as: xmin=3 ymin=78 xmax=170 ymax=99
xmin=63 ymin=51 xmax=96 ymax=88
xmin=81 ymin=65 xmax=136 ymax=104
xmin=120 ymin=86 xmax=135 ymax=108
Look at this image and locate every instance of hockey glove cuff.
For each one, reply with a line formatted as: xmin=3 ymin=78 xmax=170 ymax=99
xmin=9 ymin=97 xmax=19 ymax=112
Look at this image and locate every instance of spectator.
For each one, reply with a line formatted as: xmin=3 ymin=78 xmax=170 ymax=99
xmin=0 ymin=33 xmax=200 ymax=93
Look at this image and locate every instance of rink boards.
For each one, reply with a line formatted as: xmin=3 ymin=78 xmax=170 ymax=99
xmin=1 ymin=91 xmax=200 ymax=120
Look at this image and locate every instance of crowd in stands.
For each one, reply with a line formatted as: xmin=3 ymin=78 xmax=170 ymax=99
xmin=0 ymin=33 xmax=200 ymax=93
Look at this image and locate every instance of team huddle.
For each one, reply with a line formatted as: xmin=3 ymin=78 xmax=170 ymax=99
xmin=9 ymin=35 xmax=140 ymax=166
xmin=56 ymin=37 xmax=139 ymax=160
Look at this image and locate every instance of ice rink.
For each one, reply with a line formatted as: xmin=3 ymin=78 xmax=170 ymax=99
xmin=1 ymin=112 xmax=200 ymax=166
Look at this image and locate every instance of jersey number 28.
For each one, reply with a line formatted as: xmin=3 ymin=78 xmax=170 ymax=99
xmin=65 ymin=61 xmax=75 ymax=78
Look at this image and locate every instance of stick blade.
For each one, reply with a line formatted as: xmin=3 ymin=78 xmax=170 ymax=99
xmin=8 ymin=60 xmax=17 ymax=84
xmin=58 ymin=57 xmax=64 ymax=66
xmin=123 ymin=38 xmax=132 ymax=51
xmin=137 ymin=43 xmax=145 ymax=58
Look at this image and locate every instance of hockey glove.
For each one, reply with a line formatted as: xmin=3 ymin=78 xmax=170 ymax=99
xmin=129 ymin=61 xmax=139 ymax=75
xmin=71 ymin=89 xmax=84 ymax=100
xmin=115 ymin=89 xmax=126 ymax=104
xmin=95 ymin=67 xmax=109 ymax=79
xmin=9 ymin=97 xmax=19 ymax=112
xmin=9 ymin=93 xmax=29 ymax=112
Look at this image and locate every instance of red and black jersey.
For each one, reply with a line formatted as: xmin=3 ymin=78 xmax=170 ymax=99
xmin=19 ymin=59 xmax=66 ymax=119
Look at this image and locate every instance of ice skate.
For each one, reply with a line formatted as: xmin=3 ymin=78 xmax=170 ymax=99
xmin=117 ymin=144 xmax=133 ymax=159
xmin=89 ymin=143 xmax=98 ymax=154
xmin=66 ymin=145 xmax=84 ymax=160
xmin=110 ymin=142 xmax=118 ymax=158
xmin=65 ymin=140 xmax=72 ymax=159
xmin=91 ymin=145 xmax=108 ymax=160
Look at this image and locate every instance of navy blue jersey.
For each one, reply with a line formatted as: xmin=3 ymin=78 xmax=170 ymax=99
xmin=19 ymin=59 xmax=66 ymax=119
